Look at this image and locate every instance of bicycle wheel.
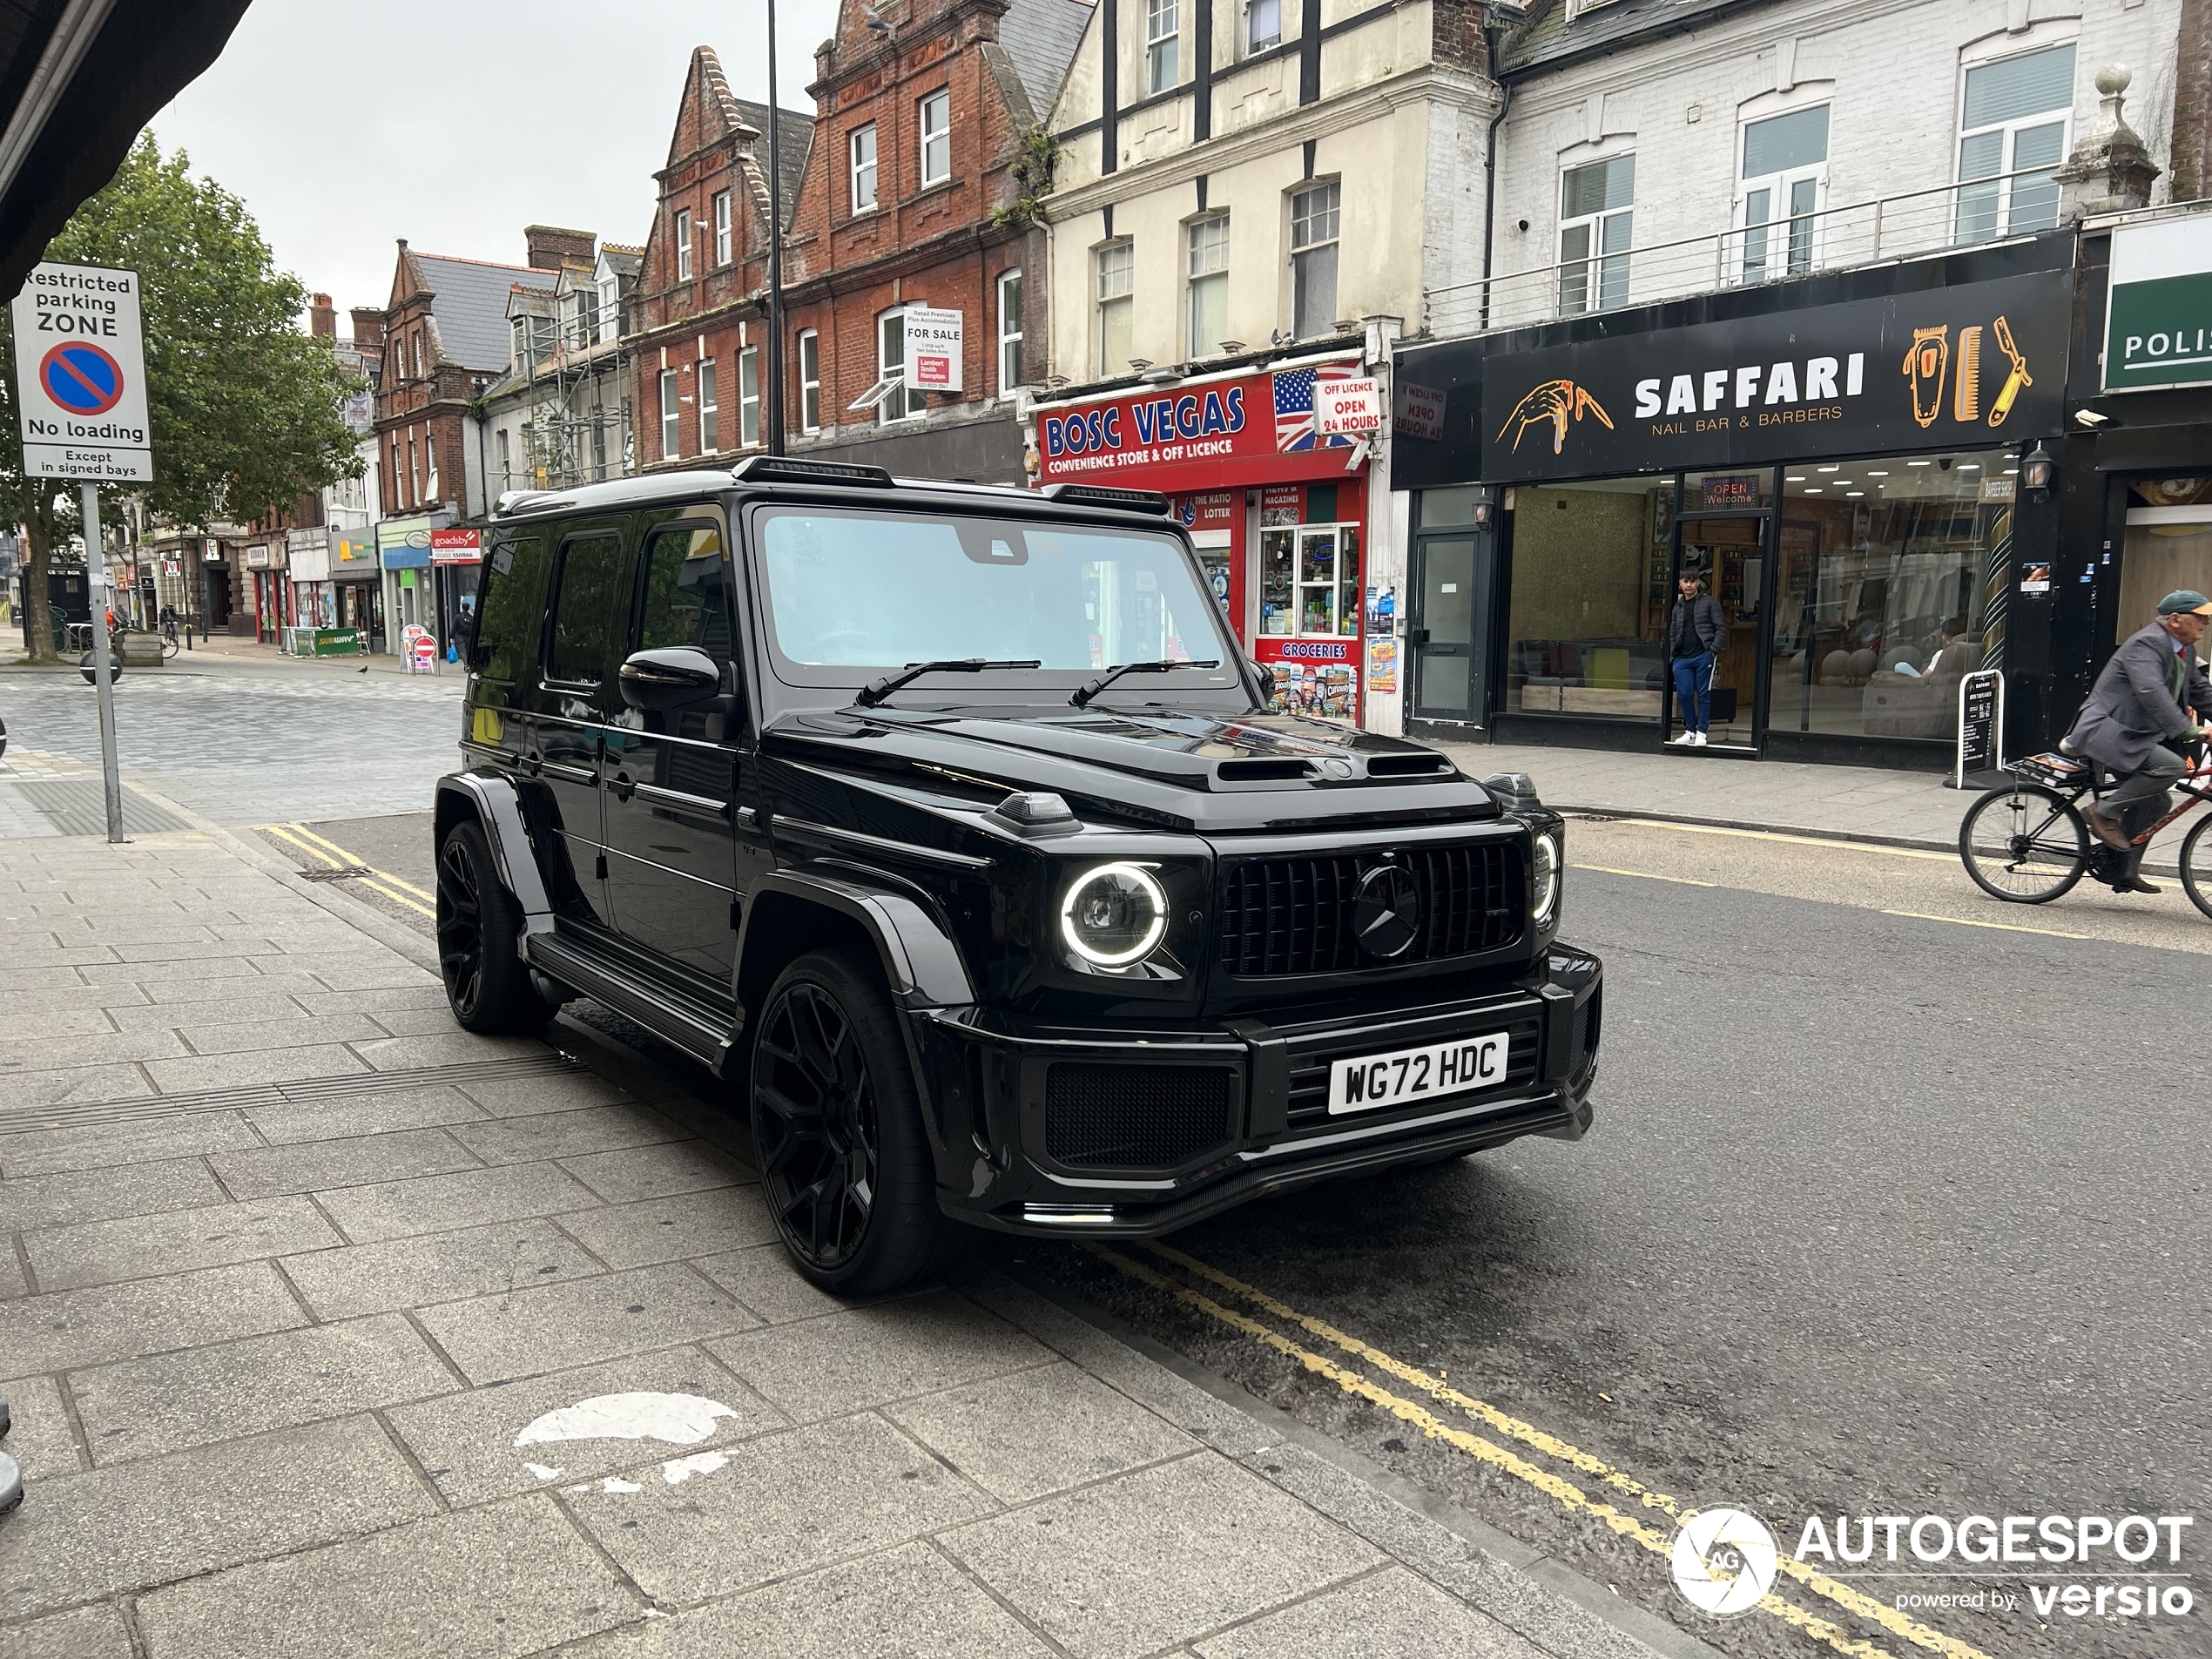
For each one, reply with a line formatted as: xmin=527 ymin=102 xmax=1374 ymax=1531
xmin=2178 ymin=817 xmax=2212 ymax=921
xmin=1959 ymin=784 xmax=2087 ymax=903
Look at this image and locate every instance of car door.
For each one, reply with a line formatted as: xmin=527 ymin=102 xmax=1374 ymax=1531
xmin=536 ymin=522 xmax=633 ymax=932
xmin=602 ymin=513 xmax=744 ymax=990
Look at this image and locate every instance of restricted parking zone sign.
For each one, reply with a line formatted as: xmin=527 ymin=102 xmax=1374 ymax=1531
xmin=10 ymin=261 xmax=152 ymax=481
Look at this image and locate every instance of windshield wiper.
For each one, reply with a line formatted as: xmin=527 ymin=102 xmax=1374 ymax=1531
xmin=854 ymin=658 xmax=1042 ymax=708
xmin=1069 ymin=658 xmax=1222 ymax=708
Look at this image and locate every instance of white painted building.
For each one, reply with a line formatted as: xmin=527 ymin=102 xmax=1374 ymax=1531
xmin=1035 ymin=0 xmax=1501 ymax=734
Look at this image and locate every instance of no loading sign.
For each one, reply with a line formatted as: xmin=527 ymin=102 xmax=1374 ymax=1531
xmin=10 ymin=260 xmax=152 ymax=481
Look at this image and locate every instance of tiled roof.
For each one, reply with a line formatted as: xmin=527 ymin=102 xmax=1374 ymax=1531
xmin=732 ymin=95 xmax=815 ymax=221
xmin=1500 ymin=0 xmax=1767 ymax=77
xmin=411 ymin=254 xmax=558 ymax=371
xmin=999 ymin=0 xmax=1091 ymax=117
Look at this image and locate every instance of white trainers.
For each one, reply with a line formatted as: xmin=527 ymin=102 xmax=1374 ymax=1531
xmin=1668 ymin=732 xmax=1697 ymax=745
xmin=1691 ymin=732 xmax=1709 ymax=747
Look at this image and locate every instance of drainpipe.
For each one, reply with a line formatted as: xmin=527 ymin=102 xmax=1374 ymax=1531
xmin=1479 ymin=21 xmax=1513 ymax=334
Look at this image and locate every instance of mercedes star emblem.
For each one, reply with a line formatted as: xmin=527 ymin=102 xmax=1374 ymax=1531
xmin=1352 ymin=864 xmax=1422 ymax=959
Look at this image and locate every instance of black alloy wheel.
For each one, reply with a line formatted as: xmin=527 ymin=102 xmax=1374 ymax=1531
xmin=435 ymin=819 xmax=556 ymax=1035
xmin=750 ymin=948 xmax=954 ymax=1295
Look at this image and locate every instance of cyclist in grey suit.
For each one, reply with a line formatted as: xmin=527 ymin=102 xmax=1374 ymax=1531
xmin=2067 ymin=590 xmax=2212 ymax=894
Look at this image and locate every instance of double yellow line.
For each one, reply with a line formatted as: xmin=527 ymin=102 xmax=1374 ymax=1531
xmin=1090 ymin=1242 xmax=1993 ymax=1659
xmin=261 ymin=822 xmax=436 ymax=919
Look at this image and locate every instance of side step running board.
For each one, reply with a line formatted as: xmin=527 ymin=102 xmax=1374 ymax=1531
xmin=526 ymin=934 xmax=738 ymax=1077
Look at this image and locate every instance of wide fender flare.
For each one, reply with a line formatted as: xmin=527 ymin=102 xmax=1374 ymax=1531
xmin=435 ymin=772 xmax=552 ymax=950
xmin=736 ymin=870 xmax=975 ymax=1012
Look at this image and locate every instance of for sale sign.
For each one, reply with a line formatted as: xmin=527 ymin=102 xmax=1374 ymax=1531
xmin=10 ymin=262 xmax=152 ymax=481
xmin=903 ymin=307 xmax=963 ymax=393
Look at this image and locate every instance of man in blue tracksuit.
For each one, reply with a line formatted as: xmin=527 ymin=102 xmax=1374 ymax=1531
xmin=1667 ymin=571 xmax=1725 ymax=746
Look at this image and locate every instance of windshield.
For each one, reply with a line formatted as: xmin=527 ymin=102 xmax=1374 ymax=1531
xmin=755 ymin=506 xmax=1239 ymax=696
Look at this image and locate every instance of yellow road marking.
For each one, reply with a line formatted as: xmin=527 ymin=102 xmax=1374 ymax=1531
xmin=259 ymin=824 xmax=438 ymax=920
xmin=1590 ymin=818 xmax=1956 ymax=862
xmin=1880 ymin=908 xmax=2086 ymax=939
xmin=282 ymin=823 xmax=436 ymax=901
xmin=1129 ymin=1242 xmax=1995 ymax=1659
xmin=1091 ymin=1246 xmax=1907 ymax=1659
xmin=1572 ymin=863 xmax=1719 ymax=887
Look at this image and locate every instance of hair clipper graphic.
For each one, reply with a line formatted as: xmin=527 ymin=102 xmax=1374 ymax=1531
xmin=1988 ymin=314 xmax=2030 ymax=426
xmin=1497 ymin=379 xmax=1615 ymax=455
xmin=1904 ymin=326 xmax=1949 ymax=428
xmin=1953 ymin=326 xmax=1983 ymax=422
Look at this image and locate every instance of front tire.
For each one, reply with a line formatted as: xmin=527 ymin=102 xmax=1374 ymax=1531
xmin=2179 ymin=817 xmax=2212 ymax=921
xmin=435 ymin=819 xmax=556 ymax=1034
xmin=1959 ymin=785 xmax=2087 ymax=904
xmin=750 ymin=947 xmax=955 ymax=1296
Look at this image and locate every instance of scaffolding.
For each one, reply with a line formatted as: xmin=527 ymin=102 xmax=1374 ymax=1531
xmin=505 ymin=265 xmax=637 ymax=492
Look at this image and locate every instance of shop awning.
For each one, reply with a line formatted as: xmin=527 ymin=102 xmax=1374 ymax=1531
xmin=0 ymin=0 xmax=253 ymax=300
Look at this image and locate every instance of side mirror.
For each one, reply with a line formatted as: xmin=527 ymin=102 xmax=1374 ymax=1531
xmin=619 ymin=646 xmax=721 ymax=711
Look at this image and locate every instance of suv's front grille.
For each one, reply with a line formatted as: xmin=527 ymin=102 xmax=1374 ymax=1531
xmin=1217 ymin=841 xmax=1523 ymax=976
xmin=1044 ymin=1062 xmax=1236 ymax=1170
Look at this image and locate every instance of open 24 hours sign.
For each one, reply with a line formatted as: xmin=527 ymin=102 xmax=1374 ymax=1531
xmin=10 ymin=261 xmax=153 ymax=482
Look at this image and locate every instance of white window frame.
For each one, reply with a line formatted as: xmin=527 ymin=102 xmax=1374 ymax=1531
xmin=1246 ymin=0 xmax=1280 ymax=53
xmin=496 ymin=428 xmax=511 ymax=486
xmin=851 ymin=307 xmax=927 ymax=422
xmin=850 ymin=124 xmax=879 ymax=213
xmin=995 ymin=269 xmax=1023 ymax=391
xmin=1556 ymin=152 xmax=1634 ymax=316
xmin=1095 ymin=239 xmax=1133 ymax=377
xmin=712 ymin=189 xmax=732 ymax=265
xmin=1146 ymin=0 xmax=1180 ymax=94
xmin=1289 ymin=181 xmax=1339 ymax=340
xmin=798 ymin=328 xmax=821 ymax=432
xmin=511 ymin=315 xmax=529 ymax=371
xmin=1185 ymin=212 xmax=1230 ymax=360
xmin=920 ymin=90 xmax=951 ymax=188
xmin=659 ymin=368 xmax=680 ymax=458
xmin=1735 ymin=103 xmax=1829 ymax=284
xmin=738 ymin=345 xmax=761 ymax=448
xmin=1954 ymin=40 xmax=2075 ymax=243
xmin=598 ymin=276 xmax=619 ymax=343
xmin=698 ymin=357 xmax=718 ymax=454
xmin=675 ymin=208 xmax=693 ymax=281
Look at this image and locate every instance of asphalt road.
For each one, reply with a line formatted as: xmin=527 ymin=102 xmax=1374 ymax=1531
xmin=276 ymin=806 xmax=2211 ymax=1659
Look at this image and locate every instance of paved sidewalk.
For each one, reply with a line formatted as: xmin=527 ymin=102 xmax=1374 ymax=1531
xmin=0 ymin=825 xmax=1704 ymax=1659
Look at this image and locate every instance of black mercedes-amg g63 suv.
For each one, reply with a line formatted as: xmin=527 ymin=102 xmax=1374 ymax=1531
xmin=435 ymin=456 xmax=1601 ymax=1293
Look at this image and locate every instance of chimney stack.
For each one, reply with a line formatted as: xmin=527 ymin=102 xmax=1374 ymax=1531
xmin=524 ymin=225 xmax=597 ymax=270
xmin=309 ymin=293 xmax=337 ymax=338
xmin=350 ymin=307 xmax=387 ymax=352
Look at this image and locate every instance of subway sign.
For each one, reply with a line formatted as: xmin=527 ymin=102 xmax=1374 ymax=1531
xmin=2105 ymin=211 xmax=2212 ymax=393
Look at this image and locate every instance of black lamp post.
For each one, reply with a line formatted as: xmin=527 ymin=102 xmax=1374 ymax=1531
xmin=765 ymin=0 xmax=786 ymax=457
xmin=2020 ymin=441 xmax=2057 ymax=502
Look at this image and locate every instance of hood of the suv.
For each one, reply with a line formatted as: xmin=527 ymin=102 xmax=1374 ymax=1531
xmin=764 ymin=705 xmax=1506 ymax=829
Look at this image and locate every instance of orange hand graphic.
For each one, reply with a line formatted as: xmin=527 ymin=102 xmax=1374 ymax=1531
xmin=1496 ymin=379 xmax=1615 ymax=455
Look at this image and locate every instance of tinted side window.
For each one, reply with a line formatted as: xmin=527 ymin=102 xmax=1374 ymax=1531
xmin=471 ymin=533 xmax=550 ymax=681
xmin=637 ymin=523 xmax=734 ymax=665
xmin=546 ymin=533 xmax=625 ymax=684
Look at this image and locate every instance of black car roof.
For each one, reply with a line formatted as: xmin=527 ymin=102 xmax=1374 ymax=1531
xmin=490 ymin=464 xmax=1169 ymax=525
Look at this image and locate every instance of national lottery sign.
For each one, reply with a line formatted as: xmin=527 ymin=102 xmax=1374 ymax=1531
xmin=10 ymin=261 xmax=153 ymax=482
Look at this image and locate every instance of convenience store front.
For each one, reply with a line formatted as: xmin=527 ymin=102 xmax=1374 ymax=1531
xmin=1391 ymin=242 xmax=2075 ymax=765
xmin=1030 ymin=354 xmax=1379 ymax=725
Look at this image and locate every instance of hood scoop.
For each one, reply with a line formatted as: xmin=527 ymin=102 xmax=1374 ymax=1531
xmin=1215 ymin=758 xmax=1315 ymax=784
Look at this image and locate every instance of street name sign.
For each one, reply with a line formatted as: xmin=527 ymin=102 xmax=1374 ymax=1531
xmin=2103 ymin=210 xmax=2212 ymax=393
xmin=10 ymin=261 xmax=152 ymax=481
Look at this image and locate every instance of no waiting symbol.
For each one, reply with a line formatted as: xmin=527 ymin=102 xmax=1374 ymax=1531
xmin=39 ymin=341 xmax=125 ymax=416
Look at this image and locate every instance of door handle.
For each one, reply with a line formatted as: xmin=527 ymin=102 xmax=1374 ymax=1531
xmin=610 ymin=772 xmax=636 ymax=802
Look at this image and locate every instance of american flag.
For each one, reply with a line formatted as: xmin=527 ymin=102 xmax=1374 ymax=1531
xmin=1272 ymin=363 xmax=1360 ymax=452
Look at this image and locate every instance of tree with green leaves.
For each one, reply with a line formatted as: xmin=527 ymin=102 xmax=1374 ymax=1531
xmin=1 ymin=133 xmax=361 ymax=660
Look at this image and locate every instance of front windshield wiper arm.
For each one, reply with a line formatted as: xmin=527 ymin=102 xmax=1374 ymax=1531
xmin=854 ymin=658 xmax=1042 ymax=708
xmin=1069 ymin=658 xmax=1222 ymax=708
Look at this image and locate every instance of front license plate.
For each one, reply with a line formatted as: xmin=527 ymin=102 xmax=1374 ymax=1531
xmin=1328 ymin=1033 xmax=1508 ymax=1116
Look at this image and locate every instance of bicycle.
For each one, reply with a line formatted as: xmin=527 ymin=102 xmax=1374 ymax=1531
xmin=1958 ymin=747 xmax=2212 ymax=918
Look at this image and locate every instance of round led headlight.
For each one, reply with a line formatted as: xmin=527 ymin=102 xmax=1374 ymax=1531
xmin=1533 ymin=832 xmax=1561 ymax=928
xmin=1060 ymin=862 xmax=1169 ymax=968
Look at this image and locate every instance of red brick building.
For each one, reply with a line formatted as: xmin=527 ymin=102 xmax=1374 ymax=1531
xmin=631 ymin=0 xmax=1087 ymax=482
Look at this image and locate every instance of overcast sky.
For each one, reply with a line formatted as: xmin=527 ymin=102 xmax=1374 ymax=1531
xmin=150 ymin=0 xmax=840 ymax=335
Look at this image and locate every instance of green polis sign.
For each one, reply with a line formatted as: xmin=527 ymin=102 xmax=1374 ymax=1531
xmin=2104 ymin=211 xmax=2212 ymax=393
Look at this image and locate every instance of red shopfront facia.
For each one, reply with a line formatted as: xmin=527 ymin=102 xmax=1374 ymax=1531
xmin=1035 ymin=359 xmax=1369 ymax=723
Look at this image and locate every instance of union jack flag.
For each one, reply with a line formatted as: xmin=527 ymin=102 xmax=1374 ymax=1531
xmin=1271 ymin=362 xmax=1360 ymax=452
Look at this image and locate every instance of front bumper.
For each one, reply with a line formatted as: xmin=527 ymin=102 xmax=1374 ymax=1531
xmin=911 ymin=945 xmax=1602 ymax=1237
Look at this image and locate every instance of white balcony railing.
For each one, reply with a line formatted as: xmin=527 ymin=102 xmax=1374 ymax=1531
xmin=1427 ymin=165 xmax=2068 ymax=338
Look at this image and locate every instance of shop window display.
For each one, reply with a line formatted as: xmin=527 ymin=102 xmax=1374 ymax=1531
xmin=1767 ymin=448 xmax=2015 ymax=742
xmin=1505 ymin=477 xmax=1675 ymax=719
xmin=1257 ymin=484 xmax=1363 ymax=720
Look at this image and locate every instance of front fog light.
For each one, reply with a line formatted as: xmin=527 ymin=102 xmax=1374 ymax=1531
xmin=1061 ymin=862 xmax=1168 ymax=967
xmin=1533 ymin=833 xmax=1561 ymax=927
